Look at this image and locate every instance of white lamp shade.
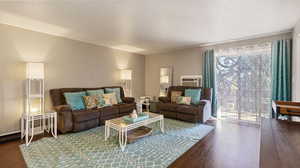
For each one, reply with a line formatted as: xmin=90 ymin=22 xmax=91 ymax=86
xmin=26 ymin=63 xmax=44 ymax=79
xmin=120 ymin=69 xmax=132 ymax=80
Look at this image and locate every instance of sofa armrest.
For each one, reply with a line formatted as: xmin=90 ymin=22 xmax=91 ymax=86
xmin=53 ymin=105 xmax=73 ymax=133
xmin=122 ymin=97 xmax=135 ymax=104
xmin=197 ymin=100 xmax=212 ymax=123
xmin=159 ymin=97 xmax=170 ymax=103
xmin=198 ymin=100 xmax=208 ymax=106
xmin=54 ymin=105 xmax=72 ymax=112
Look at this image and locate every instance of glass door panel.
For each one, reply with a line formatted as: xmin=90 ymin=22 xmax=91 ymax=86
xmin=216 ymin=43 xmax=272 ymax=124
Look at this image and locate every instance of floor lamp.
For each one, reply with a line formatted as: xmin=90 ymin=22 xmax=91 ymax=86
xmin=21 ymin=63 xmax=45 ymax=146
xmin=120 ymin=69 xmax=132 ymax=97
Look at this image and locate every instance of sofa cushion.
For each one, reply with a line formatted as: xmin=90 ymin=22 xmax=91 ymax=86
xmin=177 ymin=113 xmax=199 ymax=122
xmin=158 ymin=103 xmax=179 ymax=112
xmin=73 ymin=119 xmax=99 ymax=132
xmin=64 ymin=92 xmax=87 ymax=110
xmin=100 ymin=105 xmax=119 ymax=117
xmin=161 ymin=111 xmax=177 ymax=119
xmin=176 ymin=104 xmax=199 ymax=115
xmin=105 ymin=88 xmax=122 ymax=103
xmin=185 ymin=89 xmax=201 ymax=105
xmin=72 ymin=109 xmax=100 ymax=122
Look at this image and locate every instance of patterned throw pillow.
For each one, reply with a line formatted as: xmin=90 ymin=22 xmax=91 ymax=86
xmin=185 ymin=89 xmax=201 ymax=105
xmin=83 ymin=95 xmax=98 ymax=109
xmin=176 ymin=96 xmax=191 ymax=105
xmin=102 ymin=93 xmax=118 ymax=105
xmin=105 ymin=88 xmax=122 ymax=103
xmin=64 ymin=92 xmax=86 ymax=110
xmin=171 ymin=91 xmax=183 ymax=103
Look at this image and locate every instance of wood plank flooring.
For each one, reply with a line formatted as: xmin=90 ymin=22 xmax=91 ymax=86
xmin=260 ymin=119 xmax=300 ymax=168
xmin=169 ymin=120 xmax=260 ymax=168
xmin=0 ymin=120 xmax=260 ymax=168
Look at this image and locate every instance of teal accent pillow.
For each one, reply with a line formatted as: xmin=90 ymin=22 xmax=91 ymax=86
xmin=64 ymin=92 xmax=86 ymax=110
xmin=86 ymin=89 xmax=104 ymax=96
xmin=185 ymin=89 xmax=201 ymax=105
xmin=105 ymin=88 xmax=122 ymax=103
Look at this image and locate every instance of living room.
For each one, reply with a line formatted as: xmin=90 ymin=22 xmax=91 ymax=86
xmin=0 ymin=1 xmax=300 ymax=168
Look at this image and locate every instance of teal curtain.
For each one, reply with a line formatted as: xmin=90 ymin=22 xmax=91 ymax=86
xmin=203 ymin=49 xmax=216 ymax=116
xmin=271 ymin=39 xmax=292 ymax=101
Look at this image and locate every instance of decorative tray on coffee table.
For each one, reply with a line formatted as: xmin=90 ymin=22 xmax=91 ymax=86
xmin=123 ymin=113 xmax=149 ymax=123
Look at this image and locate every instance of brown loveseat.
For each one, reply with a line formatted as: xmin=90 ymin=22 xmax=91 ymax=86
xmin=158 ymin=86 xmax=212 ymax=123
xmin=50 ymin=86 xmax=135 ymax=133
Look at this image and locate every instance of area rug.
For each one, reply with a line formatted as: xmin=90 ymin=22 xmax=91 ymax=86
xmin=20 ymin=119 xmax=214 ymax=168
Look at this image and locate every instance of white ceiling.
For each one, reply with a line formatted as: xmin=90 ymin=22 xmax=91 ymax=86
xmin=0 ymin=0 xmax=299 ymax=55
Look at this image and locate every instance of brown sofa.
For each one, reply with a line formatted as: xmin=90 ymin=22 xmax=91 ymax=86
xmin=50 ymin=86 xmax=135 ymax=133
xmin=157 ymin=86 xmax=212 ymax=123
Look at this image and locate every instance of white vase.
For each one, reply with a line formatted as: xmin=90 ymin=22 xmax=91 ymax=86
xmin=131 ymin=110 xmax=138 ymax=119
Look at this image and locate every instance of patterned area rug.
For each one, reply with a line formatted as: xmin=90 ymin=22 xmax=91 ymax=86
xmin=20 ymin=119 xmax=214 ymax=168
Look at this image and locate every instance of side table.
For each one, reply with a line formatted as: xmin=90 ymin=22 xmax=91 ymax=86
xmin=21 ymin=111 xmax=57 ymax=146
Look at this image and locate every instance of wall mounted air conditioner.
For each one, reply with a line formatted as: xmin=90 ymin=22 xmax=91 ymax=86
xmin=180 ymin=75 xmax=202 ymax=87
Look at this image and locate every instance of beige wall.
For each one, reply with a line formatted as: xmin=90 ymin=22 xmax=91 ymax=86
xmin=293 ymin=20 xmax=300 ymax=101
xmin=145 ymin=47 xmax=203 ymax=97
xmin=0 ymin=24 xmax=145 ymax=135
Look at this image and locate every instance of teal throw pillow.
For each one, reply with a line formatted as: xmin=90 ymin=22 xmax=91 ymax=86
xmin=185 ymin=89 xmax=201 ymax=105
xmin=64 ymin=92 xmax=86 ymax=110
xmin=86 ymin=89 xmax=104 ymax=96
xmin=105 ymin=88 xmax=122 ymax=103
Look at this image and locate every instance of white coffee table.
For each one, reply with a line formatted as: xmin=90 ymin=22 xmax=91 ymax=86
xmin=105 ymin=112 xmax=164 ymax=151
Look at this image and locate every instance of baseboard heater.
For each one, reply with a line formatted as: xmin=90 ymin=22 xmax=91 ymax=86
xmin=0 ymin=131 xmax=21 ymax=143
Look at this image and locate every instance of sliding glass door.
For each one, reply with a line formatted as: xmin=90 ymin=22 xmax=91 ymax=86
xmin=215 ymin=43 xmax=272 ymax=123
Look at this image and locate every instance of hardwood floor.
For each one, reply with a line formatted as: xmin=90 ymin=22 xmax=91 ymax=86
xmin=260 ymin=119 xmax=300 ymax=168
xmin=0 ymin=141 xmax=26 ymax=168
xmin=169 ymin=120 xmax=260 ymax=168
xmin=0 ymin=120 xmax=260 ymax=168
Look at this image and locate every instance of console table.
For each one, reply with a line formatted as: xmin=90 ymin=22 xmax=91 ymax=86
xmin=272 ymin=101 xmax=300 ymax=119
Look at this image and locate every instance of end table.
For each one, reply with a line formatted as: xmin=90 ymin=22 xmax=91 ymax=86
xmin=21 ymin=111 xmax=57 ymax=146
